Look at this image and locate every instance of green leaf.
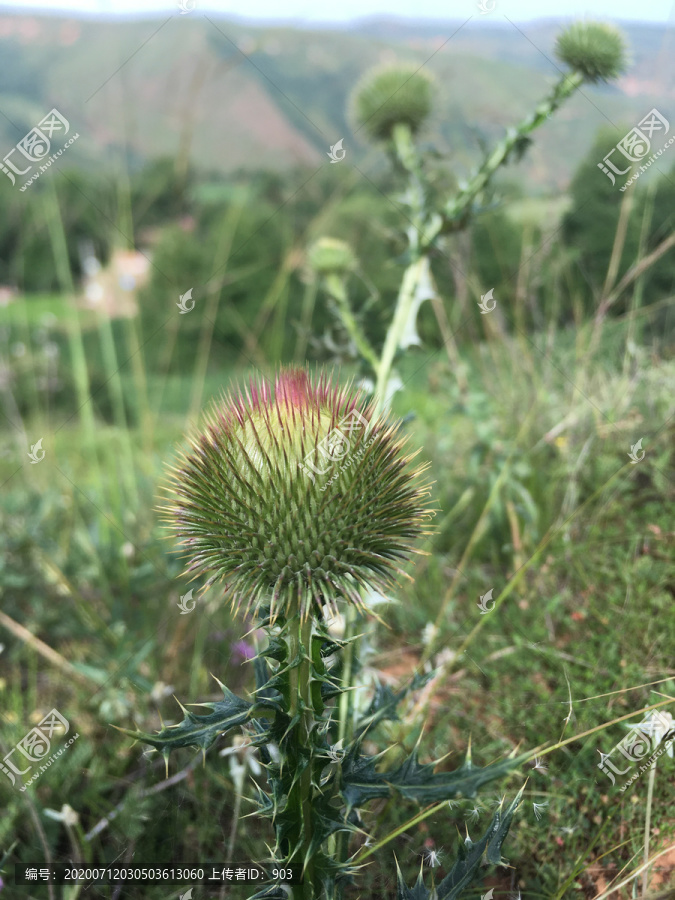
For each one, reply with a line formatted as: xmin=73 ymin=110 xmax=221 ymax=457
xmin=355 ymin=671 xmax=435 ymax=739
xmin=341 ymin=744 xmax=527 ymax=808
xmin=436 ymin=787 xmax=525 ymax=899
xmin=394 ymin=787 xmax=525 ymax=900
xmin=486 ymin=787 xmax=524 ymax=865
xmin=117 ymin=682 xmax=253 ymax=763
xmin=253 ymin=655 xmax=286 ymax=707
xmin=395 ymin=860 xmax=430 ymax=900
xmin=247 ymin=717 xmax=275 ymax=767
xmin=321 ymin=677 xmax=345 ymax=701
xmin=260 ymin=635 xmax=288 ymax=663
xmin=303 ymin=795 xmax=360 ymax=864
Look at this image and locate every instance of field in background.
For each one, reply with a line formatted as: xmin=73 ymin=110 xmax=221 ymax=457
xmin=0 ymin=13 xmax=672 ymax=188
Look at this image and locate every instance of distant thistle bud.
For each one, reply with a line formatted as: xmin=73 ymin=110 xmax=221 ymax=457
xmin=555 ymin=22 xmax=626 ymax=83
xmin=350 ymin=64 xmax=434 ymax=143
xmin=164 ymin=368 xmax=432 ymax=623
xmin=307 ymin=237 xmax=357 ymax=276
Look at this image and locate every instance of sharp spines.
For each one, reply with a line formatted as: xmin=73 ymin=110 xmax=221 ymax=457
xmin=157 ymin=366 xmax=432 ymax=623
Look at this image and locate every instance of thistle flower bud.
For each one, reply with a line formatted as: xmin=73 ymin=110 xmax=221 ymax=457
xmin=350 ymin=64 xmax=434 ymax=143
xmin=307 ymin=237 xmax=357 ymax=276
xmin=164 ymin=368 xmax=432 ymax=623
xmin=555 ymin=22 xmax=627 ymax=83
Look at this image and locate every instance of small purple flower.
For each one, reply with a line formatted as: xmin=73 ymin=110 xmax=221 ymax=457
xmin=231 ymin=640 xmax=255 ymax=663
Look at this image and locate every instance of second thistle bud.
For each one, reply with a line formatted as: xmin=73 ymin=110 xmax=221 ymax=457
xmin=350 ymin=64 xmax=434 ymax=143
xmin=555 ymin=21 xmax=627 ymax=83
xmin=307 ymin=237 xmax=357 ymax=277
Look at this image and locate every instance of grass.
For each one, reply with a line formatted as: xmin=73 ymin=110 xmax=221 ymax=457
xmin=0 ymin=294 xmax=80 ymax=327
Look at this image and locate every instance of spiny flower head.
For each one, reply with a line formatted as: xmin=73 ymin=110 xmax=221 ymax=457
xmin=163 ymin=368 xmax=432 ymax=623
xmin=555 ymin=22 xmax=627 ymax=83
xmin=307 ymin=237 xmax=357 ymax=276
xmin=350 ymin=64 xmax=434 ymax=143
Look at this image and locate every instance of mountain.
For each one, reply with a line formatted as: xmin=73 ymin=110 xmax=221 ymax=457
xmin=0 ymin=11 xmax=673 ymax=191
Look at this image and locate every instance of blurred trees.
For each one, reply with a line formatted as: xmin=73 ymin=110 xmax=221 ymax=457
xmin=2 ymin=132 xmax=674 ymax=373
xmin=562 ymin=129 xmax=675 ymax=327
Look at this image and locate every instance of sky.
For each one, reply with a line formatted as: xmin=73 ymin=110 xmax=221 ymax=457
xmin=3 ymin=0 xmax=675 ymax=23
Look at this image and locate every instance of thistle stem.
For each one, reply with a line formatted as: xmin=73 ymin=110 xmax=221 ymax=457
xmin=373 ymin=72 xmax=585 ymax=418
xmin=373 ymin=256 xmax=425 ymax=416
xmin=337 ymin=606 xmax=356 ymax=747
xmin=286 ymin=607 xmax=317 ymax=899
xmin=373 ymin=122 xmax=427 ymax=416
xmin=335 ymin=605 xmax=357 ymax=889
xmin=324 ymin=274 xmax=380 ymax=376
xmin=442 ymin=70 xmax=584 ymax=231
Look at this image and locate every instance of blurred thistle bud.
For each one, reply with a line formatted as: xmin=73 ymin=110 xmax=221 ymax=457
xmin=307 ymin=237 xmax=357 ymax=276
xmin=555 ymin=21 xmax=627 ymax=83
xmin=350 ymin=64 xmax=434 ymax=143
xmin=163 ymin=368 xmax=433 ymax=623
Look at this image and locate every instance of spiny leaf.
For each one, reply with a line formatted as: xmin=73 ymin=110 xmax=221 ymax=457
xmin=395 ymin=859 xmax=429 ymax=900
xmin=118 ymin=685 xmax=253 ymax=757
xmin=307 ymin=851 xmax=362 ymax=898
xmin=247 ymin=718 xmax=274 ymax=766
xmin=248 ymin=782 xmax=274 ymax=818
xmin=394 ymin=789 xmax=525 ymax=900
xmin=254 ymin=655 xmax=283 ymax=707
xmin=260 ymin=636 xmax=288 ymax=663
xmin=304 ymin=796 xmax=360 ymax=862
xmin=341 ymin=744 xmax=527 ymax=808
xmin=271 ymin=808 xmax=303 ymax=853
xmin=355 ymin=671 xmax=435 ymax=739
xmin=250 ymin=711 xmax=294 ymax=756
xmin=435 ymin=788 xmax=525 ymax=899
xmin=321 ymin=677 xmax=345 ymax=701
xmin=486 ymin=784 xmax=526 ymax=865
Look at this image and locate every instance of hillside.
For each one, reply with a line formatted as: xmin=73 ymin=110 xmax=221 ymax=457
xmin=0 ymin=12 xmax=673 ymax=190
